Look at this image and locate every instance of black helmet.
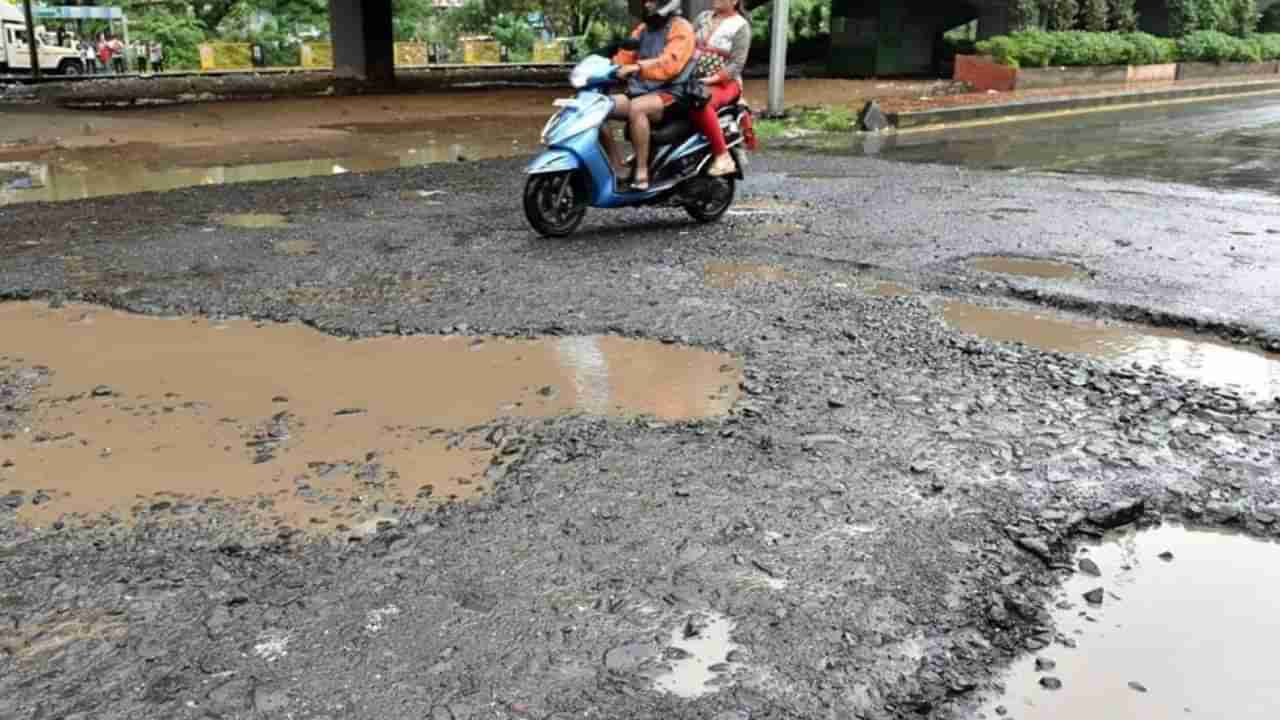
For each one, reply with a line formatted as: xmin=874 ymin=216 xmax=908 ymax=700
xmin=644 ymin=0 xmax=682 ymax=28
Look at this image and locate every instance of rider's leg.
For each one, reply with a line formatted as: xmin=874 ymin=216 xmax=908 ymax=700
xmin=599 ymin=95 xmax=632 ymax=179
xmin=691 ymin=81 xmax=741 ymax=176
xmin=628 ymin=94 xmax=667 ymax=189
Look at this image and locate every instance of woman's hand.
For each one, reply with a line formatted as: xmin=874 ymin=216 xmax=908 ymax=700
xmin=617 ymin=64 xmax=641 ymax=78
xmin=700 ymin=76 xmax=719 ymax=86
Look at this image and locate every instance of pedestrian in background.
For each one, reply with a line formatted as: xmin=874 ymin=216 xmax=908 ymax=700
xmin=80 ymin=40 xmax=95 ymax=74
xmin=110 ymin=36 xmax=125 ymax=74
xmin=149 ymin=42 xmax=164 ymax=73
xmin=97 ymin=37 xmax=112 ymax=74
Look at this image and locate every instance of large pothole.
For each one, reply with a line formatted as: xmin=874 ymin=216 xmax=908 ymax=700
xmin=983 ymin=525 xmax=1280 ymax=719
xmin=0 ymin=302 xmax=741 ymax=532
xmin=970 ymin=256 xmax=1086 ymax=281
xmin=944 ymin=303 xmax=1280 ymax=400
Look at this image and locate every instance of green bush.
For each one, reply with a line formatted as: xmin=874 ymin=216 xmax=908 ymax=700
xmin=1177 ymin=29 xmax=1259 ymax=61
xmin=1251 ymin=32 xmax=1280 ymax=59
xmin=976 ymin=35 xmax=1023 ymax=67
xmin=1123 ymin=33 xmax=1179 ymax=64
xmin=976 ymin=29 xmax=1280 ymax=67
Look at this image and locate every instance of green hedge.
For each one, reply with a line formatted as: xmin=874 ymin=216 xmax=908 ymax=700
xmin=976 ymin=29 xmax=1280 ymax=67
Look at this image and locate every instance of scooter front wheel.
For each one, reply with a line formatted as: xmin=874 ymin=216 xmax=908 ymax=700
xmin=524 ymin=171 xmax=587 ymax=238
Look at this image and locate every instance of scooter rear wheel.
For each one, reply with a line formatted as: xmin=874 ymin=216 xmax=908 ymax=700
xmin=524 ymin=171 xmax=587 ymax=238
xmin=683 ymin=176 xmax=736 ymax=224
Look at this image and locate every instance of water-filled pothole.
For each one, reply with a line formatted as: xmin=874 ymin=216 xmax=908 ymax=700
xmin=654 ymin=612 xmax=741 ymax=698
xmin=867 ymin=281 xmax=915 ymax=298
xmin=984 ymin=526 xmax=1280 ymax=719
xmin=970 ymin=256 xmax=1085 ymax=281
xmin=273 ymin=239 xmax=318 ymax=256
xmin=729 ymin=198 xmax=805 ymax=214
xmin=704 ymin=262 xmax=798 ymax=288
xmin=944 ymin=303 xmax=1280 ymax=399
xmin=0 ymin=303 xmax=741 ymax=530
xmin=215 ymin=213 xmax=290 ymax=229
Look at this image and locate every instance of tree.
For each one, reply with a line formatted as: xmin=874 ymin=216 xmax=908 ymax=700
xmin=492 ymin=13 xmax=534 ymax=59
xmin=1045 ymin=0 xmax=1080 ymax=30
xmin=124 ymin=5 xmax=206 ymax=69
xmin=1230 ymin=0 xmax=1259 ymax=35
xmin=1010 ymin=0 xmax=1041 ymax=30
xmin=541 ymin=0 xmax=629 ymax=39
xmin=192 ymin=0 xmax=241 ymax=35
xmin=1081 ymin=0 xmax=1109 ymax=29
xmin=393 ymin=0 xmax=438 ymax=41
xmin=1108 ymin=0 xmax=1139 ymax=32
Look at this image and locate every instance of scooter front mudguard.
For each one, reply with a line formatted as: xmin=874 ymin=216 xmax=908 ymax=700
xmin=526 ymin=150 xmax=581 ymax=176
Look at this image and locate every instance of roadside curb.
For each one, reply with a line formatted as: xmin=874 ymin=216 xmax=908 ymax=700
xmin=888 ymin=79 xmax=1280 ymax=130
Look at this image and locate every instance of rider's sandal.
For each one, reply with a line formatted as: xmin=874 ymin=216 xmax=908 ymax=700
xmin=631 ymin=177 xmax=650 ymax=191
xmin=708 ymin=154 xmax=737 ymax=177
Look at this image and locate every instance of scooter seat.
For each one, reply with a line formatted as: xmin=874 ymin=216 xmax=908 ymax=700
xmin=649 ymin=117 xmax=695 ymax=147
xmin=635 ymin=102 xmax=745 ymax=147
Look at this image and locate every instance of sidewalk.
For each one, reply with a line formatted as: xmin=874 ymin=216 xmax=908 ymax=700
xmin=876 ymin=75 xmax=1280 ymax=129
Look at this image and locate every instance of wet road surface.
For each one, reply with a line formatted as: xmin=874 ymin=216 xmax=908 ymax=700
xmin=867 ymin=93 xmax=1280 ymax=196
xmin=1 ymin=92 xmax=1280 ymax=720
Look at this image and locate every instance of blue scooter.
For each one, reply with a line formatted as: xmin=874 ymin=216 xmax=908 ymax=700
xmin=524 ymin=54 xmax=751 ymax=238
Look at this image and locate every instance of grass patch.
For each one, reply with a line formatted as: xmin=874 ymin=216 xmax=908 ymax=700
xmin=757 ymin=105 xmax=858 ymax=140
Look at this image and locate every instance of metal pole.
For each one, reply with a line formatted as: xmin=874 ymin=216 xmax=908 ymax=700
xmin=121 ymin=14 xmax=130 ymax=73
xmin=767 ymin=0 xmax=789 ymax=117
xmin=22 ymin=0 xmax=40 ymax=79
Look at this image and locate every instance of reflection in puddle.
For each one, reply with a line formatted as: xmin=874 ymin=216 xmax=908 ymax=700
xmin=0 ymin=303 xmax=741 ymax=529
xmin=971 ymin=256 xmax=1084 ymax=280
xmin=217 ymin=213 xmax=289 ymax=229
xmin=655 ymin=612 xmax=739 ymax=698
xmin=0 ymin=140 xmax=524 ymax=206
xmin=984 ymin=526 xmax=1280 ymax=719
xmin=704 ymin=262 xmax=797 ymax=288
xmin=944 ymin=303 xmax=1280 ymax=399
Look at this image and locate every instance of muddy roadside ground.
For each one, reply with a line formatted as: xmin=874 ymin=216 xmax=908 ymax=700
xmin=0 ymin=146 xmax=1278 ymax=719
xmin=0 ymin=79 xmax=966 ymax=211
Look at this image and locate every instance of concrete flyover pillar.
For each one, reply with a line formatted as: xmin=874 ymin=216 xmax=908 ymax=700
xmin=831 ymin=0 xmax=978 ymax=77
xmin=975 ymin=1 xmax=1012 ymax=39
xmin=328 ymin=0 xmax=395 ymax=88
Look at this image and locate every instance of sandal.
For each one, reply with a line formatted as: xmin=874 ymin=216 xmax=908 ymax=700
xmin=630 ymin=176 xmax=650 ymax=191
xmin=708 ymin=154 xmax=737 ymax=177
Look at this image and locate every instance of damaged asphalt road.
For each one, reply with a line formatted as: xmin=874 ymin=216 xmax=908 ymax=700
xmin=1 ymin=143 xmax=1279 ymax=720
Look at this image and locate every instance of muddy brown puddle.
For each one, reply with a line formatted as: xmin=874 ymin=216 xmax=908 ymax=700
xmin=704 ymin=262 xmax=798 ymax=288
xmin=0 ymin=127 xmax=533 ymax=206
xmin=944 ymin=303 xmax=1280 ymax=399
xmin=217 ymin=213 xmax=290 ymax=229
xmin=970 ymin=256 xmax=1085 ymax=281
xmin=0 ymin=303 xmax=740 ymax=531
xmin=982 ymin=526 xmax=1280 ymax=719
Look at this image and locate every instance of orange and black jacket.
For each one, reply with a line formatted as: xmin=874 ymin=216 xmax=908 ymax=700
xmin=611 ymin=16 xmax=696 ymax=96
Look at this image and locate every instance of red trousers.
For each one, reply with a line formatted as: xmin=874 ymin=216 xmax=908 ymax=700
xmin=692 ymin=80 xmax=741 ymax=156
